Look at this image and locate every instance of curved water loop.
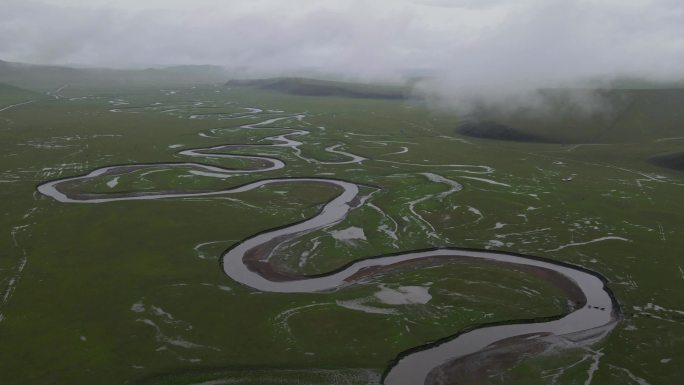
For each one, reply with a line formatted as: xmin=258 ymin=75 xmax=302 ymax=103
xmin=37 ymin=110 xmax=619 ymax=384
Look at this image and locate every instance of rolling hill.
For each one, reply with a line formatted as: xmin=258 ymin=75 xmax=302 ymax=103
xmin=456 ymin=88 xmax=684 ymax=144
xmin=0 ymin=60 xmax=231 ymax=91
xmin=0 ymin=82 xmax=41 ymax=106
xmin=226 ymin=77 xmax=408 ymax=100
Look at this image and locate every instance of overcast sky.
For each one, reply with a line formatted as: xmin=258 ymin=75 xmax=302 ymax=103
xmin=2 ymin=0 xmax=684 ymax=86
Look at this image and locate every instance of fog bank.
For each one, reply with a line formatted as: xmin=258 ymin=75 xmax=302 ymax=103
xmin=2 ymin=0 xmax=683 ymax=106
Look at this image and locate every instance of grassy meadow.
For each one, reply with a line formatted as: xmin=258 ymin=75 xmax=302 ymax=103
xmin=0 ymin=80 xmax=682 ymax=385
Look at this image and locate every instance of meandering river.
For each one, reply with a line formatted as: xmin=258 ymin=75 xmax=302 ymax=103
xmin=37 ymin=112 xmax=619 ymax=384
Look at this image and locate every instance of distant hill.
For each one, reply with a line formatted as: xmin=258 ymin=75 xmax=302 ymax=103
xmin=0 ymin=60 xmax=231 ymax=91
xmin=456 ymin=88 xmax=684 ymax=143
xmin=601 ymin=76 xmax=684 ymax=89
xmin=0 ymin=81 xmax=40 ymax=106
xmin=226 ymin=77 xmax=408 ymax=99
xmin=456 ymin=120 xmax=554 ymax=143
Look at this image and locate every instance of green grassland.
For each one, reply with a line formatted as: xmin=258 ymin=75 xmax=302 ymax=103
xmin=0 ymin=79 xmax=683 ymax=385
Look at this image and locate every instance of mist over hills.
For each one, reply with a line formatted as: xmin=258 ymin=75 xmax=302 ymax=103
xmin=0 ymin=59 xmax=232 ymax=90
xmin=2 ymin=58 xmax=683 ymax=147
xmin=451 ymin=88 xmax=684 ymax=144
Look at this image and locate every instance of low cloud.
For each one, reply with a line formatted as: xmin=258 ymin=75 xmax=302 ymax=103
xmin=2 ymin=0 xmax=683 ymax=108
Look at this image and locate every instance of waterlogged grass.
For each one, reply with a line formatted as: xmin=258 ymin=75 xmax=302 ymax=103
xmin=0 ymin=83 xmax=683 ymax=385
xmin=143 ymin=368 xmax=383 ymax=385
